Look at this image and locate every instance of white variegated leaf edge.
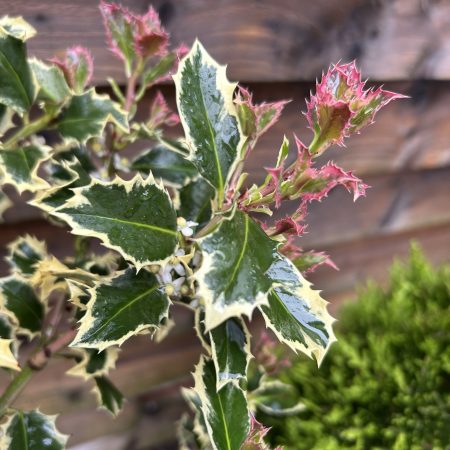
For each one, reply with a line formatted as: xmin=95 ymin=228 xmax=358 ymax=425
xmin=70 ymin=268 xmax=170 ymax=352
xmin=66 ymin=347 xmax=120 ymax=381
xmin=49 ymin=173 xmax=179 ymax=271
xmin=90 ymin=379 xmax=123 ymax=417
xmin=0 ymin=144 xmax=52 ymax=194
xmin=181 ymin=386 xmax=210 ymax=448
xmin=0 ymin=191 xmax=12 ymax=221
xmin=173 ymin=39 xmax=245 ymax=197
xmin=0 ymin=409 xmax=68 ymax=448
xmin=0 ymin=338 xmax=20 ymax=371
xmin=209 ymin=317 xmax=253 ymax=391
xmin=260 ymin=256 xmax=337 ymax=366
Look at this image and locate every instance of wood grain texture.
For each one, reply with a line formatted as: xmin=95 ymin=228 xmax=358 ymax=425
xmin=2 ymin=0 xmax=450 ymax=83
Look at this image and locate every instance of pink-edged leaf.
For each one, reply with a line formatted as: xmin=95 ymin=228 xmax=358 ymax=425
xmin=99 ymin=1 xmax=136 ymax=74
xmin=291 ymin=249 xmax=338 ymax=274
xmin=50 ymin=46 xmax=94 ymax=94
xmin=235 ymin=86 xmax=290 ymax=142
xmin=148 ymin=91 xmax=180 ymax=129
xmin=306 ymin=61 xmax=405 ymax=155
xmin=241 ymin=415 xmax=283 ymax=450
xmin=134 ymin=6 xmax=169 ymax=58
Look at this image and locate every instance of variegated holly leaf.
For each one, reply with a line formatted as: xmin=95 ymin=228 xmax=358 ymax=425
xmin=57 ymin=88 xmax=128 ymax=143
xmin=29 ymin=58 xmax=71 ymax=104
xmin=0 ymin=188 xmax=12 ymax=221
xmin=6 ymin=235 xmax=47 ymax=276
xmin=0 ymin=16 xmax=36 ymax=42
xmin=67 ymin=347 xmax=119 ymax=380
xmin=71 ymin=268 xmax=169 ymax=350
xmin=260 ymin=253 xmax=336 ymax=365
xmin=209 ymin=317 xmax=252 ymax=390
xmin=34 ymin=157 xmax=91 ymax=212
xmin=131 ymin=146 xmax=198 ymax=187
xmin=0 ymin=104 xmax=15 ymax=137
xmin=193 ymin=356 xmax=250 ymax=450
xmin=0 ymin=29 xmax=36 ymax=113
xmin=0 ymin=410 xmax=68 ymax=449
xmin=0 ymin=313 xmax=14 ymax=339
xmin=196 ymin=210 xmax=276 ymax=330
xmin=0 ymin=338 xmax=20 ymax=371
xmin=50 ymin=175 xmax=178 ymax=268
xmin=0 ymin=276 xmax=44 ymax=336
xmin=0 ymin=145 xmax=50 ymax=193
xmin=92 ymin=376 xmax=124 ymax=416
xmin=173 ymin=40 xmax=244 ymax=205
xmin=179 ymin=177 xmax=215 ymax=228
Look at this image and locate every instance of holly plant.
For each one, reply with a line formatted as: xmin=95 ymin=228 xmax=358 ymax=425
xmin=0 ymin=3 xmax=403 ymax=449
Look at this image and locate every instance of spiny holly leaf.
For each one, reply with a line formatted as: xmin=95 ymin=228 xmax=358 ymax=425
xmin=0 ymin=276 xmax=44 ymax=336
xmin=179 ymin=177 xmax=215 ymax=228
xmin=33 ymin=157 xmax=91 ymax=212
xmin=193 ymin=356 xmax=250 ymax=450
xmin=173 ymin=40 xmax=244 ymax=205
xmin=67 ymin=347 xmax=119 ymax=380
xmin=29 ymin=58 xmax=71 ymax=104
xmin=0 ymin=188 xmax=12 ymax=221
xmin=0 ymin=145 xmax=50 ymax=193
xmin=6 ymin=235 xmax=47 ymax=276
xmin=0 ymin=28 xmax=36 ymax=113
xmin=92 ymin=375 xmax=124 ymax=416
xmin=57 ymin=88 xmax=128 ymax=143
xmin=50 ymin=175 xmax=178 ymax=269
xmin=131 ymin=145 xmax=197 ymax=187
xmin=0 ymin=338 xmax=20 ymax=371
xmin=71 ymin=268 xmax=169 ymax=351
xmin=209 ymin=317 xmax=252 ymax=390
xmin=0 ymin=16 xmax=36 ymax=42
xmin=0 ymin=410 xmax=68 ymax=449
xmin=196 ymin=210 xmax=276 ymax=330
xmin=260 ymin=253 xmax=336 ymax=365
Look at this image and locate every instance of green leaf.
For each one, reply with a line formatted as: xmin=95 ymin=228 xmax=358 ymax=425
xmin=0 ymin=145 xmax=50 ymax=193
xmin=67 ymin=347 xmax=119 ymax=380
xmin=196 ymin=210 xmax=276 ymax=330
xmin=174 ymin=40 xmax=244 ymax=205
xmin=71 ymin=267 xmax=169 ymax=350
xmin=131 ymin=145 xmax=198 ymax=187
xmin=93 ymin=376 xmax=124 ymax=416
xmin=209 ymin=318 xmax=252 ymax=390
xmin=0 ymin=410 xmax=68 ymax=449
xmin=0 ymin=276 xmax=44 ymax=336
xmin=141 ymin=52 xmax=176 ymax=87
xmin=193 ymin=357 xmax=250 ymax=450
xmin=179 ymin=177 xmax=215 ymax=228
xmin=0 ymin=313 xmax=14 ymax=339
xmin=260 ymin=253 xmax=336 ymax=365
xmin=0 ymin=17 xmax=36 ymax=42
xmin=0 ymin=104 xmax=15 ymax=137
xmin=57 ymin=88 xmax=129 ymax=143
xmin=29 ymin=58 xmax=71 ymax=104
xmin=50 ymin=175 xmax=178 ymax=268
xmin=6 ymin=235 xmax=47 ymax=276
xmin=0 ymin=32 xmax=36 ymax=113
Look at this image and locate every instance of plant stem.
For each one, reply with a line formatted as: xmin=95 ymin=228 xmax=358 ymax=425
xmin=0 ymin=365 xmax=33 ymax=417
xmin=3 ymin=113 xmax=53 ymax=148
xmin=124 ymin=59 xmax=144 ymax=112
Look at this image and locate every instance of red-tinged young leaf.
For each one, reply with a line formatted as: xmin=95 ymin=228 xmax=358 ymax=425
xmin=134 ymin=6 xmax=169 ymax=58
xmin=306 ymin=61 xmax=405 ymax=155
xmin=241 ymin=416 xmax=282 ymax=450
xmin=235 ymin=86 xmax=289 ymax=145
xmin=50 ymin=46 xmax=94 ymax=94
xmin=148 ymin=91 xmax=180 ymax=129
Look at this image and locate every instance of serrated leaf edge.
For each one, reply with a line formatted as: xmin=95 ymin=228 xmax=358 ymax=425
xmin=67 ymin=347 xmax=120 ymax=381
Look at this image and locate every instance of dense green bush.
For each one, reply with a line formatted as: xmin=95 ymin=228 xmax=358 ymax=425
xmin=262 ymin=244 xmax=450 ymax=450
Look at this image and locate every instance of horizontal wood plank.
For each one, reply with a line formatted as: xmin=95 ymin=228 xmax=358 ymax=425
xmin=1 ymin=0 xmax=450 ymax=83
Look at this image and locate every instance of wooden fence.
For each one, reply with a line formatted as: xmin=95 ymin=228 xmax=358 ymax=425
xmin=1 ymin=0 xmax=449 ymax=448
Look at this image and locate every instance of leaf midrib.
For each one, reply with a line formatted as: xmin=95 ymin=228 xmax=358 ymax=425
xmin=18 ymin=411 xmax=29 ymax=450
xmin=68 ymin=212 xmax=178 ymax=237
xmin=84 ymin=284 xmax=160 ymax=341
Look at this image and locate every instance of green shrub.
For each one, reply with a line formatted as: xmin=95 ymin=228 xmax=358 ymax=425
xmin=262 ymin=244 xmax=450 ymax=450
